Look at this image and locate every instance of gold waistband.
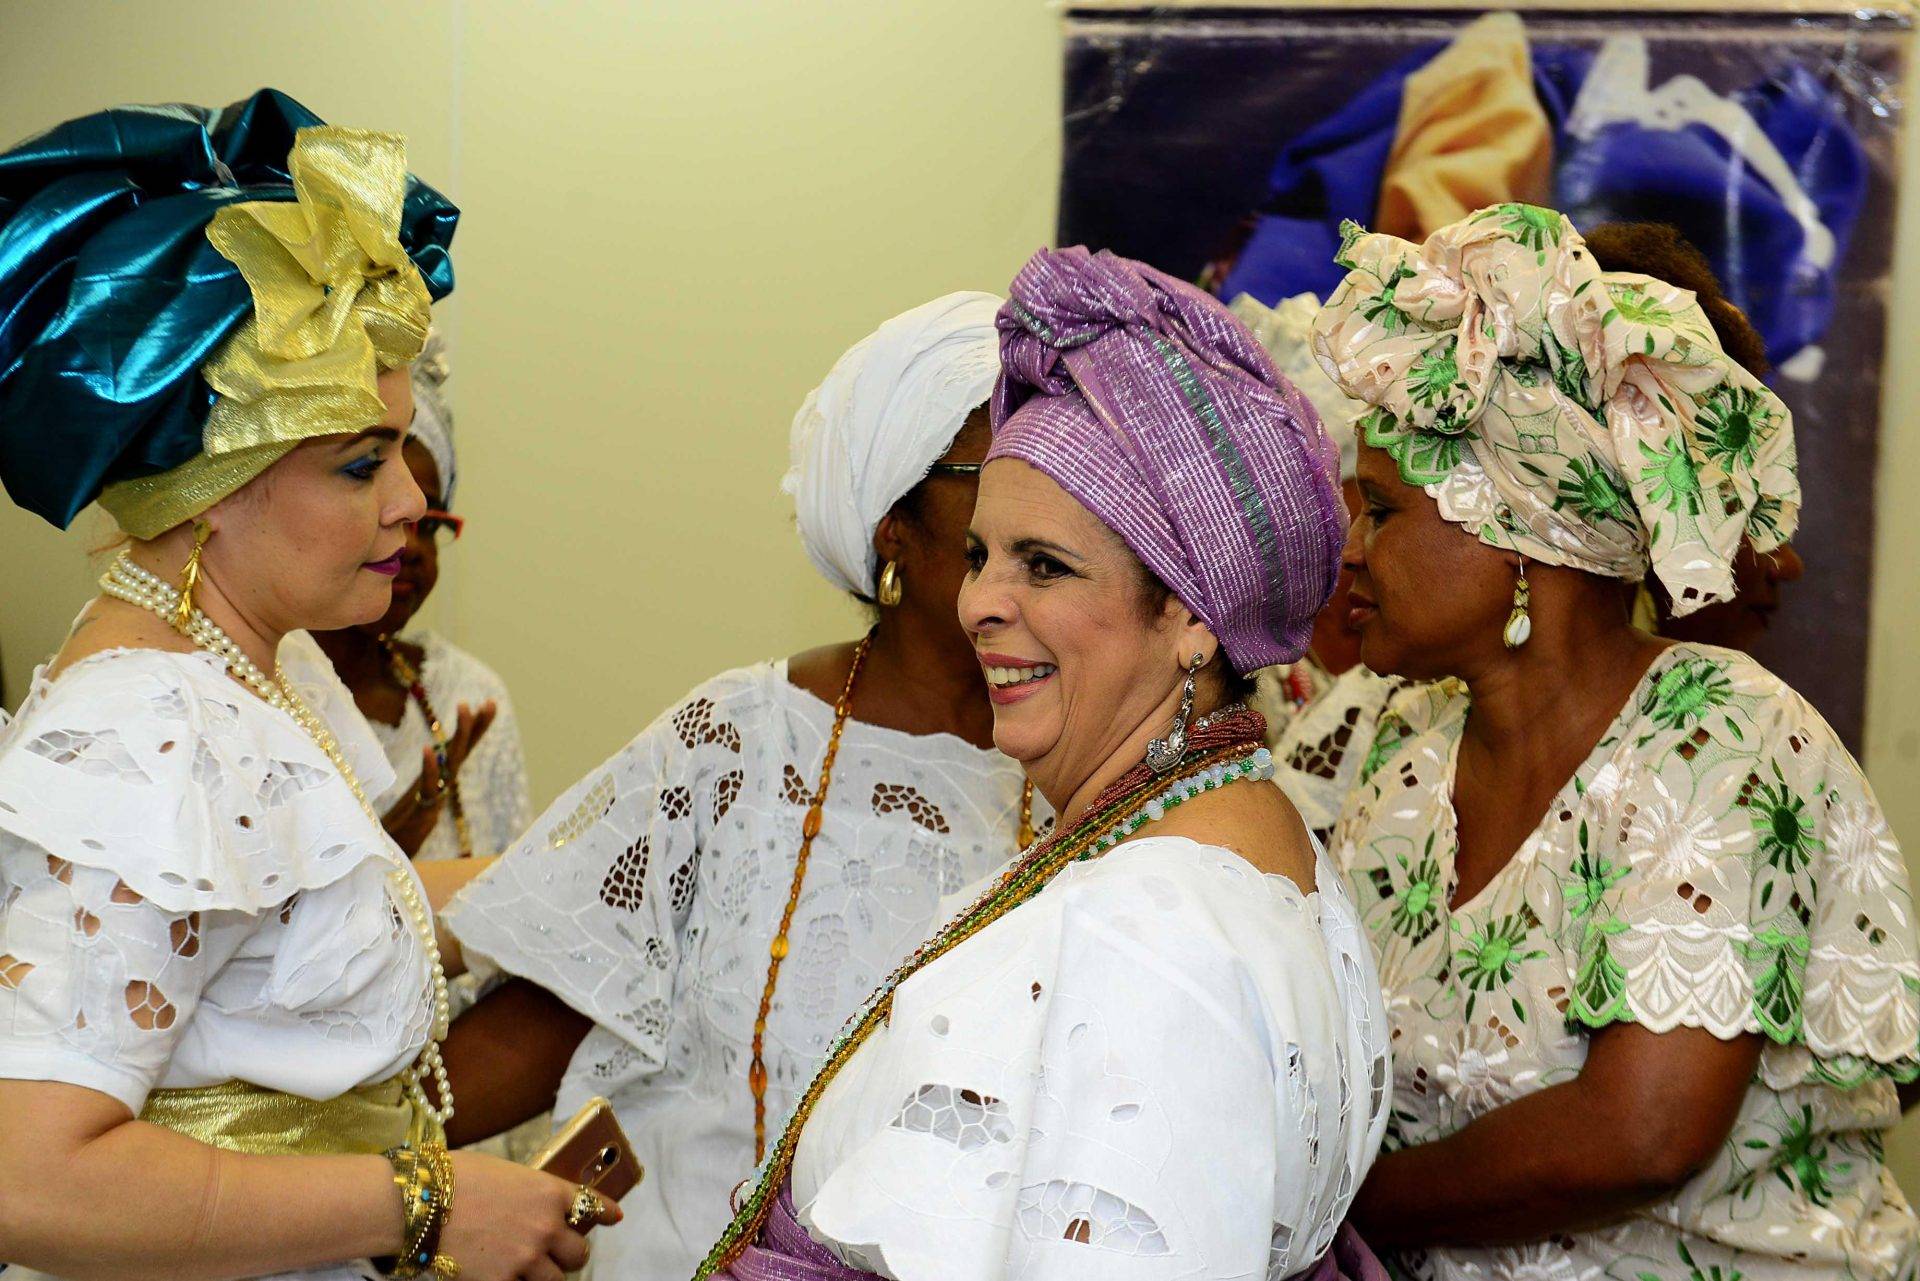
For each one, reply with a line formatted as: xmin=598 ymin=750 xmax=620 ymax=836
xmin=139 ymin=1076 xmax=441 ymax=1156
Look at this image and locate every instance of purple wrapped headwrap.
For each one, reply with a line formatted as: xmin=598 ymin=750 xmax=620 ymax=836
xmin=989 ymin=247 xmax=1346 ymax=672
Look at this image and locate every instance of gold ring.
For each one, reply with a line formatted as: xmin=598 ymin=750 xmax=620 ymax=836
xmin=566 ymin=1185 xmax=603 ymax=1231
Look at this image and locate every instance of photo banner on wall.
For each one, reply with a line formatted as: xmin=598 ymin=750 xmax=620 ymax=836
xmin=1058 ymin=3 xmax=1911 ymax=750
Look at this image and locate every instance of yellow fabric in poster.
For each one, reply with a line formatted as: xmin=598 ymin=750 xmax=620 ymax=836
xmin=1374 ymin=13 xmax=1552 ymax=240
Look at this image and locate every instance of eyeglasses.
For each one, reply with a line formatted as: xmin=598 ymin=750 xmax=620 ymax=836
xmin=926 ymin=462 xmax=982 ymax=477
xmin=415 ymin=510 xmax=464 ymax=544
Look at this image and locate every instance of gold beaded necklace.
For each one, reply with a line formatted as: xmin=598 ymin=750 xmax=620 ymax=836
xmin=748 ymin=632 xmax=1036 ymax=1161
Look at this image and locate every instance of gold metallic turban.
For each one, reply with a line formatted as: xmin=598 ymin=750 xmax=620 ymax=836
xmin=99 ymin=127 xmax=433 ymax=538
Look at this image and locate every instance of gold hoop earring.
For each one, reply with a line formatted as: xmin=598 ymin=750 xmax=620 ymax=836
xmin=174 ymin=520 xmax=212 ymax=630
xmin=877 ymin=560 xmax=904 ymax=608
xmin=1503 ymin=560 xmax=1531 ymax=649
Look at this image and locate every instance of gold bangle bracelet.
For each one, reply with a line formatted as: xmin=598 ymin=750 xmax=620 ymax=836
xmin=377 ymin=1144 xmax=457 ymax=1279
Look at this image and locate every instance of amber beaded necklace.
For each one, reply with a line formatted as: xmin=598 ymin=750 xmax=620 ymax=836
xmin=382 ymin=639 xmax=474 ymax=859
xmin=749 ymin=631 xmax=1036 ymax=1161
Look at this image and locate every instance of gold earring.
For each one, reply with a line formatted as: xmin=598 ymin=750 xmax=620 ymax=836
xmin=1502 ymin=560 xmax=1531 ymax=649
xmin=174 ymin=520 xmax=212 ymax=630
xmin=877 ymin=560 xmax=904 ymax=608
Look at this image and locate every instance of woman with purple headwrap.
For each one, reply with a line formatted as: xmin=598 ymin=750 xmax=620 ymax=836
xmin=694 ymin=249 xmax=1390 ymax=1281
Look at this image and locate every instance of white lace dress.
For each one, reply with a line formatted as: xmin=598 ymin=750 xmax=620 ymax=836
xmin=1267 ymin=666 xmax=1405 ymax=847
xmin=367 ymin=630 xmax=531 ymax=862
xmin=444 ymin=660 xmax=1043 ymax=1281
xmin=0 ymin=634 xmax=436 ymax=1281
xmin=788 ymin=835 xmax=1393 ymax=1281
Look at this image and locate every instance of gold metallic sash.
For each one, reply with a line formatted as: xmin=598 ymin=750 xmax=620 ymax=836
xmin=139 ymin=1076 xmax=439 ymax=1156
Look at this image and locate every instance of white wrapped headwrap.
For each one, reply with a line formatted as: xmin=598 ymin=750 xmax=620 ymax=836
xmin=1229 ymin=292 xmax=1363 ymax=483
xmin=409 ymin=330 xmax=456 ymax=505
xmin=783 ymin=291 xmax=1002 ymax=597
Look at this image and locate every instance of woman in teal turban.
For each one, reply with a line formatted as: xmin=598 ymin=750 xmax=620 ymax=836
xmin=0 ymin=91 xmax=616 ymax=1281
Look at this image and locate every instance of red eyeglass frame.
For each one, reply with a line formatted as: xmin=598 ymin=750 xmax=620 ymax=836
xmin=415 ymin=509 xmax=464 ymax=541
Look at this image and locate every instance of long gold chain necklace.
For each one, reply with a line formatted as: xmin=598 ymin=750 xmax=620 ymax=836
xmin=101 ymin=554 xmax=455 ymax=1128
xmin=748 ymin=631 xmax=1036 ymax=1162
xmin=382 ymin=639 xmax=475 ymax=859
xmin=703 ymin=706 xmax=1272 ymax=1277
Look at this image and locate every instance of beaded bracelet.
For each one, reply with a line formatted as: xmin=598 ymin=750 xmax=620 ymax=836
xmin=377 ymin=1144 xmax=457 ymax=1279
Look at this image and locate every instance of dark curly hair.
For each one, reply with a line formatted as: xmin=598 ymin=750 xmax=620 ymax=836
xmin=1581 ymin=222 xmax=1770 ymax=380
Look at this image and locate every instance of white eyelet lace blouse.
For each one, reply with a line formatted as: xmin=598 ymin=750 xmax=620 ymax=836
xmin=787 ymin=835 xmax=1393 ymax=1281
xmin=1264 ymin=665 xmax=1403 ymax=848
xmin=445 ymin=660 xmax=1047 ymax=1281
xmin=0 ymin=633 xmax=436 ymax=1281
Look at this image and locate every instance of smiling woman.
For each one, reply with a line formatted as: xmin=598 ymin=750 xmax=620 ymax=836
xmin=0 ymin=91 xmax=614 ymax=1281
xmin=961 ymin=469 xmax=1257 ymax=799
xmin=695 ymin=248 xmax=1390 ymax=1281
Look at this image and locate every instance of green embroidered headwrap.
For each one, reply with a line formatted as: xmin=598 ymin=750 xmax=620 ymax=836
xmin=1311 ymin=202 xmax=1799 ymax=615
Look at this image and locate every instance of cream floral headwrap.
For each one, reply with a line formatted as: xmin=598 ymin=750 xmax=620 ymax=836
xmin=1312 ymin=202 xmax=1798 ymax=615
xmin=98 ymin=127 xmax=433 ymax=539
xmin=1229 ymin=292 xmax=1363 ymax=482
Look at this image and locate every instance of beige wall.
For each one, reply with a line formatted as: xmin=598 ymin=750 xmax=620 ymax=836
xmin=1867 ymin=10 xmax=1920 ymax=1191
xmin=0 ymin=0 xmax=1062 ymax=791
xmin=4 ymin=0 xmax=1920 ymax=1188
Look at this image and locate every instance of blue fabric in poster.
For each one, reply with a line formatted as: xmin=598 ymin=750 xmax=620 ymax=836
xmin=1219 ymin=38 xmax=1864 ymax=370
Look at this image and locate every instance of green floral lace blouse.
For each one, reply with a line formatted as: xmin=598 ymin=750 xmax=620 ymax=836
xmin=1334 ymin=643 xmax=1919 ymax=1281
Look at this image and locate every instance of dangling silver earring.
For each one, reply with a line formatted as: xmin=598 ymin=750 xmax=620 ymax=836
xmin=1146 ymin=651 xmax=1205 ymax=773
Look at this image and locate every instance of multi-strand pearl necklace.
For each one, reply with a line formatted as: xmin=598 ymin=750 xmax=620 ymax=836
xmin=101 ymin=554 xmax=455 ymax=1127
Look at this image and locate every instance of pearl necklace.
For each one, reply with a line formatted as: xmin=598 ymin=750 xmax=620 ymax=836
xmin=101 ymin=554 xmax=455 ymax=1127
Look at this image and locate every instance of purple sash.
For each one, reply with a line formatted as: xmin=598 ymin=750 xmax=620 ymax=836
xmin=1299 ymin=1225 xmax=1393 ymax=1281
xmin=719 ymin=1187 xmax=873 ymax=1281
xmin=719 ymin=1183 xmax=1390 ymax=1281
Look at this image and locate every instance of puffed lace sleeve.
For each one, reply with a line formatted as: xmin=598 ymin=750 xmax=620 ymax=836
xmin=795 ymin=838 xmax=1387 ymax=1281
xmin=0 ymin=644 xmax=401 ymax=1110
xmin=444 ymin=668 xmax=757 ymax=1068
xmin=1564 ymin=650 xmax=1920 ymax=1088
xmin=0 ymin=836 xmax=247 ymax=1111
xmin=0 ymin=646 xmax=398 ymax=916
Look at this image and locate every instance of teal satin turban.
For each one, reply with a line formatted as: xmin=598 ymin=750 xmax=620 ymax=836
xmin=0 ymin=88 xmax=457 ymax=530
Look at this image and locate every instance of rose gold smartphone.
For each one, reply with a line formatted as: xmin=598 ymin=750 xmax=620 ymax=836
xmin=527 ymin=1096 xmax=642 ymax=1202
